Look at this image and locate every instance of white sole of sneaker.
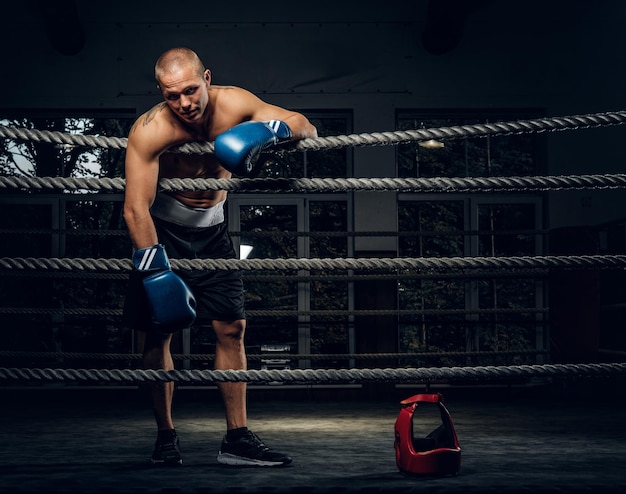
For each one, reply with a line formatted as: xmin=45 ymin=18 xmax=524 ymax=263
xmin=217 ymin=453 xmax=289 ymax=467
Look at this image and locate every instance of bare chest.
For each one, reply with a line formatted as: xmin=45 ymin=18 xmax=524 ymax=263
xmin=159 ymin=151 xmax=223 ymax=179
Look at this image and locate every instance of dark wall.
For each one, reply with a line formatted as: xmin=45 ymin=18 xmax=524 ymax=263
xmin=1 ymin=0 xmax=625 ymax=229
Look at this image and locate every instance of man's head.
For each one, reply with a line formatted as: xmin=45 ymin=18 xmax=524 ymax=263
xmin=155 ymin=47 xmax=205 ymax=85
xmin=154 ymin=47 xmax=212 ymax=125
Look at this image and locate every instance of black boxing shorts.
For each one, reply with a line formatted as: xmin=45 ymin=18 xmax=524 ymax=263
xmin=123 ymin=201 xmax=245 ymax=331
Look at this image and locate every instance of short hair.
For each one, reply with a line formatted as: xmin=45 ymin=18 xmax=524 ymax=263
xmin=154 ymin=47 xmax=205 ymax=84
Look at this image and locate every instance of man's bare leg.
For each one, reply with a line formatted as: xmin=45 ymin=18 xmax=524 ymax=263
xmin=213 ymin=319 xmax=292 ymax=466
xmin=143 ymin=331 xmax=181 ymax=465
xmin=212 ymin=319 xmax=248 ymax=430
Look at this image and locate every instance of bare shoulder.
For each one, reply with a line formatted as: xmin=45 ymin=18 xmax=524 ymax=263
xmin=211 ymin=85 xmax=263 ymax=111
xmin=128 ymin=102 xmax=187 ymax=149
xmin=210 ymin=85 xmax=317 ymax=139
xmin=129 ymin=102 xmax=172 ymax=136
xmin=211 ymin=84 xmax=253 ymax=96
xmin=207 ymin=86 xmax=263 ymax=135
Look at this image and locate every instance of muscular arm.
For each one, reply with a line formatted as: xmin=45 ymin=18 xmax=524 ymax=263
xmin=123 ymin=105 xmax=174 ymax=250
xmin=278 ymin=111 xmax=319 ymax=140
xmin=215 ymin=86 xmax=318 ymax=140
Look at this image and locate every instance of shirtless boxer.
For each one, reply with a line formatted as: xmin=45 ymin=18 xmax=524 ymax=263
xmin=122 ymin=46 xmax=317 ymax=467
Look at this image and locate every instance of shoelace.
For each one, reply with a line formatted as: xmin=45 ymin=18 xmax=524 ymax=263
xmin=156 ymin=438 xmax=178 ymax=451
xmin=245 ymin=432 xmax=270 ymax=452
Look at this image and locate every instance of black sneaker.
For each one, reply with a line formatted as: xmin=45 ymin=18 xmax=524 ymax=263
xmin=217 ymin=430 xmax=292 ymax=467
xmin=150 ymin=430 xmax=183 ymax=466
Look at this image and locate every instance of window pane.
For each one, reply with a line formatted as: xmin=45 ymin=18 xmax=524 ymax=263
xmin=398 ymin=200 xmax=465 ymax=257
xmin=397 ymin=200 xmax=467 ymax=363
xmin=396 ymin=111 xmax=542 ymax=178
xmin=64 ymin=199 xmax=129 ymax=258
xmin=239 ymin=204 xmax=299 ymax=351
xmin=309 ymin=200 xmax=350 ymax=366
xmin=476 ymin=202 xmax=540 ymax=363
xmin=477 ymin=203 xmax=536 ymax=256
xmin=0 ymin=114 xmax=133 ymax=178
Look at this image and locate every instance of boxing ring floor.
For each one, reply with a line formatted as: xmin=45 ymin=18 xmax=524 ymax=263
xmin=1 ymin=382 xmax=625 ymax=494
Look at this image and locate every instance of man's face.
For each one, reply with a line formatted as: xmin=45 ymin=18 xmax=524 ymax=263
xmin=159 ymin=67 xmax=210 ymax=125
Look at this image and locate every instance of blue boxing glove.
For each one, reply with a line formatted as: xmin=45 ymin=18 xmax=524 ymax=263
xmin=133 ymin=244 xmax=196 ymax=332
xmin=214 ymin=120 xmax=292 ymax=175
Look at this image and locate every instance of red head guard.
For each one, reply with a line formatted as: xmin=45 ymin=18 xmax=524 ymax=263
xmin=394 ymin=392 xmax=461 ymax=476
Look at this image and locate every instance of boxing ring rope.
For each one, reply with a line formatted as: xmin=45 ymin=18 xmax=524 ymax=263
xmin=1 ymin=109 xmax=625 ymax=154
xmin=2 ymin=253 xmax=626 ymax=272
xmin=2 ymin=110 xmax=626 ymax=385
xmin=3 ymin=173 xmax=626 ymax=193
xmin=1 ymin=362 xmax=625 ymax=385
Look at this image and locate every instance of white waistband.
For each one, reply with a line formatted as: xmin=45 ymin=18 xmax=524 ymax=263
xmin=150 ymin=193 xmax=225 ymax=228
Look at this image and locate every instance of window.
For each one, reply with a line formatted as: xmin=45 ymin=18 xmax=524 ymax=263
xmin=396 ymin=109 xmax=547 ymax=366
xmin=396 ymin=109 xmax=545 ymax=178
xmin=0 ymin=111 xmax=133 ymax=363
xmin=0 ymin=111 xmax=134 ymax=179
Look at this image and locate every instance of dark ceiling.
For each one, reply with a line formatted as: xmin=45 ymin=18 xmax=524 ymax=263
xmin=29 ymin=0 xmax=499 ymax=57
